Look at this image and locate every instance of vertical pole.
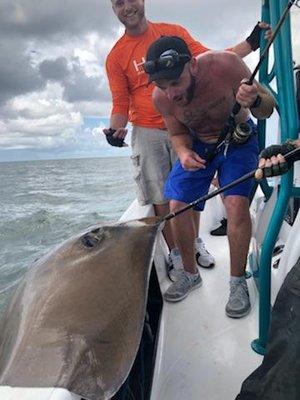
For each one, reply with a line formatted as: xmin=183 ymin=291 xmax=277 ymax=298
xmin=252 ymin=0 xmax=298 ymax=355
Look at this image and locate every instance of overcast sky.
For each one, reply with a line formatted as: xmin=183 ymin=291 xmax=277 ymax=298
xmin=0 ymin=0 xmax=299 ymax=161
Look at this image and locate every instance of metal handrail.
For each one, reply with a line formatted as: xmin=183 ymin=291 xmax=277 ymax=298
xmin=251 ymin=0 xmax=300 ymax=355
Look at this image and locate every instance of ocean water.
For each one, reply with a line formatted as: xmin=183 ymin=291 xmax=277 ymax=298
xmin=0 ymin=157 xmax=136 ymax=316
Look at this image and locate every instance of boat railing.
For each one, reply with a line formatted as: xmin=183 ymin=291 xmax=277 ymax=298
xmin=250 ymin=0 xmax=300 ymax=355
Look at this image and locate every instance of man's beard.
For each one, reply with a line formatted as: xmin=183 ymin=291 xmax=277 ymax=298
xmin=185 ymin=74 xmax=196 ymax=104
xmin=122 ymin=8 xmax=145 ymax=27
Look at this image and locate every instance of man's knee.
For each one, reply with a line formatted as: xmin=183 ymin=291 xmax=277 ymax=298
xmin=170 ymin=199 xmax=188 ymax=212
xmin=224 ymin=196 xmax=250 ymax=224
xmin=154 ymin=202 xmax=170 ymax=217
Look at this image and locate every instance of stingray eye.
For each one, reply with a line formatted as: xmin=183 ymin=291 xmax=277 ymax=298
xmin=81 ymin=228 xmax=105 ymax=248
xmin=82 ymin=234 xmax=97 ymax=248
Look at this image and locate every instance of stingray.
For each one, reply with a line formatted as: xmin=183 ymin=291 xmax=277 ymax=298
xmin=0 ymin=217 xmax=163 ymax=400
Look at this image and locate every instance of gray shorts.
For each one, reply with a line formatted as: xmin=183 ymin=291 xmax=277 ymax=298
xmin=131 ymin=126 xmax=177 ymax=206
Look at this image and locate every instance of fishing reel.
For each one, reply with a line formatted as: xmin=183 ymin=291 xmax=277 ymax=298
xmin=232 ymin=122 xmax=252 ymax=144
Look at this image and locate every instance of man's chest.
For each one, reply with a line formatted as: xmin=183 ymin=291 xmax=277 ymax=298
xmin=176 ymin=88 xmax=235 ymax=130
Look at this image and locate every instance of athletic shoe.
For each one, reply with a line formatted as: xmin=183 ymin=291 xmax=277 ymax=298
xmin=225 ymin=278 xmax=251 ymax=318
xmin=195 ymin=237 xmax=215 ymax=268
xmin=164 ymin=270 xmax=202 ymax=302
xmin=210 ymin=218 xmax=227 ymax=236
xmin=167 ymin=248 xmax=184 ymax=282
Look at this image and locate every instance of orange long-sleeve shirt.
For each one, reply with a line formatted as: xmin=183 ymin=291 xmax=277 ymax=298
xmin=106 ymin=22 xmax=209 ymax=129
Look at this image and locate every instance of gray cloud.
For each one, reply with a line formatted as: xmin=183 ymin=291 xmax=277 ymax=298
xmin=0 ymin=0 xmax=116 ymax=113
xmin=39 ymin=57 xmax=70 ymax=82
xmin=0 ymin=39 xmax=44 ymax=104
xmin=63 ymin=64 xmax=101 ymax=102
xmin=0 ymin=0 xmax=299 ymax=160
xmin=0 ymin=0 xmax=116 ymax=40
xmin=0 ymin=0 xmax=118 ymax=111
xmin=38 ymin=56 xmax=111 ymax=103
xmin=0 ymin=0 xmax=263 ymax=110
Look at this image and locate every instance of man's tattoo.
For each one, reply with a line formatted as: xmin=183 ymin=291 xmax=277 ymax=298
xmin=181 ymin=96 xmax=226 ymax=127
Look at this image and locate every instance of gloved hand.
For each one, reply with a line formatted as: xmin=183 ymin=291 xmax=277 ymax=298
xmin=103 ymin=128 xmax=128 ymax=147
xmin=246 ymin=21 xmax=272 ymax=51
xmin=255 ymin=141 xmax=296 ymax=179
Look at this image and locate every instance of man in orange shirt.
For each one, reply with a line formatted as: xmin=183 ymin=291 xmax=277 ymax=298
xmin=104 ymin=0 xmax=270 ymax=280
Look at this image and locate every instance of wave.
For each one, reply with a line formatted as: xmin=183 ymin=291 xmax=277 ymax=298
xmin=0 ymin=157 xmax=136 ymax=316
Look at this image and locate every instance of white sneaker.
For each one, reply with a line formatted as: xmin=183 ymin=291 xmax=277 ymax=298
xmin=195 ymin=237 xmax=215 ymax=268
xmin=167 ymin=248 xmax=184 ymax=282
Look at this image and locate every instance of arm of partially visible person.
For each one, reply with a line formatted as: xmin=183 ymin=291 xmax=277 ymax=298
xmin=153 ymin=88 xmax=206 ymax=171
xmin=104 ymin=53 xmax=129 ymax=140
xmin=179 ymin=21 xmax=271 ymax=59
xmin=227 ymin=52 xmax=275 ymax=119
xmin=103 ymin=113 xmax=128 ymax=140
xmin=256 ymin=139 xmax=300 ymax=178
xmin=228 ymin=22 xmax=272 ymax=58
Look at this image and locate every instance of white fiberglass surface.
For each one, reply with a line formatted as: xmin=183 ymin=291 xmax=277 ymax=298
xmin=0 ymin=387 xmax=81 ymax=400
xmin=151 ymin=194 xmax=262 ymax=400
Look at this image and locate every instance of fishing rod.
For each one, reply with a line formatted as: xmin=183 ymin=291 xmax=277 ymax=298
xmin=206 ymin=0 xmax=297 ymax=161
xmin=161 ymin=146 xmax=300 ymax=222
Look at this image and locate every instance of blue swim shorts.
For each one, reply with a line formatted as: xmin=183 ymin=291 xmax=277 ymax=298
xmin=164 ymin=120 xmax=259 ymax=211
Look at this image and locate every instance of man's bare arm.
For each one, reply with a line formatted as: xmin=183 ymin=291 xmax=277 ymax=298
xmin=103 ymin=113 xmax=128 ymax=140
xmin=152 ymin=87 xmax=191 ymax=151
xmin=230 ymin=22 xmax=272 ymax=58
xmin=104 ymin=53 xmax=129 ymax=140
xmin=238 ymin=80 xmax=275 ymax=119
xmin=225 ymin=52 xmax=275 ymax=118
xmin=163 ymin=114 xmax=192 ymax=152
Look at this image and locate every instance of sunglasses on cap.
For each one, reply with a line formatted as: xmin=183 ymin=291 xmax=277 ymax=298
xmin=143 ymin=49 xmax=191 ymax=75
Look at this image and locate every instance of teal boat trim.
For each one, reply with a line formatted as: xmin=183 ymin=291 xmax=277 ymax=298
xmin=251 ymin=0 xmax=299 ymax=355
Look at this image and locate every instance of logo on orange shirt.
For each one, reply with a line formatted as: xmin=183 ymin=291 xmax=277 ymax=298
xmin=133 ymin=57 xmax=146 ymax=75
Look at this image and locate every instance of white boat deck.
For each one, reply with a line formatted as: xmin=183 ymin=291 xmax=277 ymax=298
xmin=153 ymin=209 xmax=262 ymax=398
xmin=152 ymin=233 xmax=261 ymax=400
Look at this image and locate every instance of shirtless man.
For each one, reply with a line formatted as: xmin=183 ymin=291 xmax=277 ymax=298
xmin=144 ymin=36 xmax=275 ymax=317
